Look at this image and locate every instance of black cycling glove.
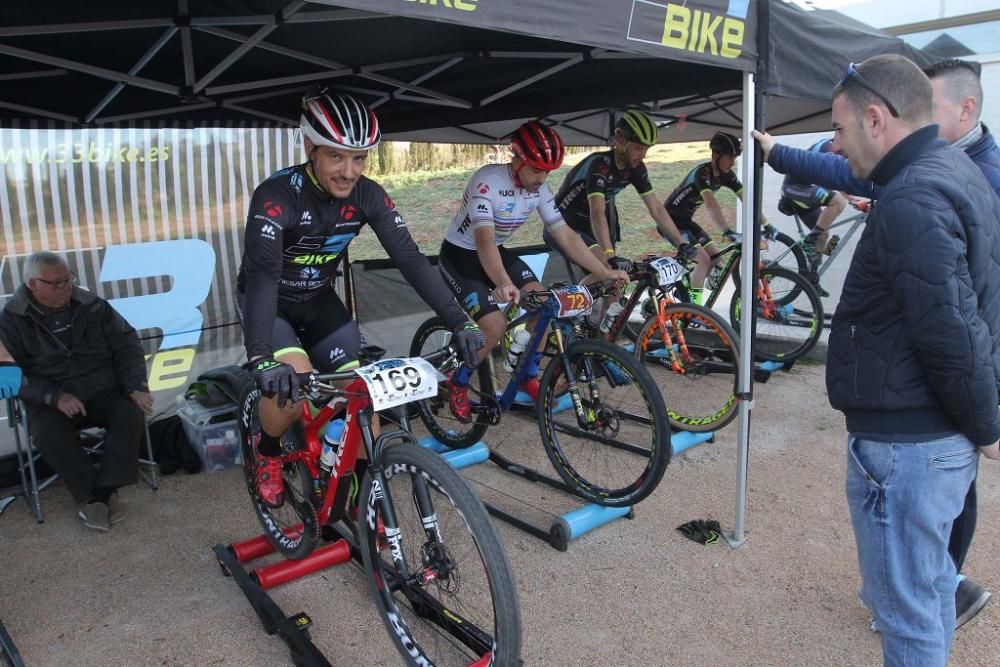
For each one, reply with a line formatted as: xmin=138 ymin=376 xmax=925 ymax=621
xmin=675 ymin=243 xmax=699 ymax=263
xmin=608 ymin=255 xmax=633 ymax=274
xmin=677 ymin=519 xmax=722 ymax=545
xmin=453 ymin=322 xmax=486 ymax=368
xmin=247 ymin=357 xmax=300 ymax=407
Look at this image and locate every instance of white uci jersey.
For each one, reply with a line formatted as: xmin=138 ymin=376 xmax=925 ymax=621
xmin=444 ymin=163 xmax=566 ymax=250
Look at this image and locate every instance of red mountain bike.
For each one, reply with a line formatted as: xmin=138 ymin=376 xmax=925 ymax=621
xmin=237 ymin=347 xmax=521 ymax=666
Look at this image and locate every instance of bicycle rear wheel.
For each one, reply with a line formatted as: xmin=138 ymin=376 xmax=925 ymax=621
xmin=409 ymin=317 xmax=492 ymax=448
xmin=360 ymin=442 xmax=521 ymax=667
xmin=729 ymin=265 xmax=823 ymax=362
xmin=537 ymin=339 xmax=671 ymax=507
xmin=635 ymin=303 xmax=740 ymax=433
xmin=237 ymin=389 xmax=319 ymax=560
xmin=761 ymin=227 xmax=810 ymax=275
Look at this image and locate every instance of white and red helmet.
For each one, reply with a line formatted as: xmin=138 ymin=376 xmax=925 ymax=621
xmin=511 ymin=121 xmax=565 ymax=171
xmin=301 ymin=88 xmax=381 ymax=151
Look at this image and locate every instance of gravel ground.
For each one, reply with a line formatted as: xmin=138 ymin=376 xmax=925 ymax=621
xmin=2 ymin=361 xmax=998 ymax=666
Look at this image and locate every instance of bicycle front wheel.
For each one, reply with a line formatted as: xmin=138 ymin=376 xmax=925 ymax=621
xmin=409 ymin=317 xmax=492 ymax=449
xmin=730 ymin=265 xmax=823 ymax=362
xmin=537 ymin=339 xmax=671 ymax=507
xmin=635 ymin=303 xmax=740 ymax=433
xmin=360 ymin=443 xmax=521 ymax=667
xmin=237 ymin=389 xmax=319 ymax=560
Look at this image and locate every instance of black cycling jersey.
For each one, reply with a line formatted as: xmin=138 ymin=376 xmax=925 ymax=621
xmin=238 ymin=163 xmax=467 ymax=359
xmin=664 ymin=162 xmax=742 ymax=220
xmin=554 ymin=149 xmax=654 ymax=236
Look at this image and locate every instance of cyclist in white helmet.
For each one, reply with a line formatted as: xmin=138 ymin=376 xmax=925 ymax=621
xmin=237 ymin=86 xmax=483 ymax=508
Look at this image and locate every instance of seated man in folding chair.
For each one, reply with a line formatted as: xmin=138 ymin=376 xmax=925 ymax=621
xmin=0 ymin=251 xmax=153 ymax=532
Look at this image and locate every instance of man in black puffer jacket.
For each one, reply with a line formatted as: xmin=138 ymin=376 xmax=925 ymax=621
xmin=826 ymin=55 xmax=1000 ymax=667
xmin=0 ymin=252 xmax=152 ymax=532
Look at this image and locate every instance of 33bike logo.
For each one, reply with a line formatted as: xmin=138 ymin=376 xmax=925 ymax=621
xmin=627 ymin=0 xmax=748 ymax=60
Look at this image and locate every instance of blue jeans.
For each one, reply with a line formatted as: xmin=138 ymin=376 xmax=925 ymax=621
xmin=846 ymin=434 xmax=978 ymax=667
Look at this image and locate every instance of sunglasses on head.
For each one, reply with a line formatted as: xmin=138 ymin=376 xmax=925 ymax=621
xmin=838 ymin=62 xmax=900 ymax=118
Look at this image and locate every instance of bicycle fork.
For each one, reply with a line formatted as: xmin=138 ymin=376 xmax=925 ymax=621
xmin=649 ymin=291 xmax=688 ymax=375
xmin=358 ymin=410 xmax=448 ymax=587
xmin=551 ymin=327 xmax=600 ymax=428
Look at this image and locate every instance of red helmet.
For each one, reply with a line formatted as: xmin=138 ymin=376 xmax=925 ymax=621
xmin=511 ymin=121 xmax=565 ymax=171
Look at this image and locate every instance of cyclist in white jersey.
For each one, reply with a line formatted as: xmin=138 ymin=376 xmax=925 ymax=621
xmin=439 ymin=121 xmax=628 ymax=421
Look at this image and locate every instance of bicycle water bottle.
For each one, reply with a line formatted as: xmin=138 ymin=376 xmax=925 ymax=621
xmin=599 ymin=302 xmax=624 ymax=334
xmin=503 ymin=329 xmax=532 ymax=372
xmin=320 ymin=418 xmax=346 ymax=473
xmin=706 ymin=265 xmax=725 ymax=291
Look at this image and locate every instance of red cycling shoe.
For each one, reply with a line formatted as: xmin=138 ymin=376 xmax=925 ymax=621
xmin=449 ymin=382 xmax=472 ymax=423
xmin=255 ymin=454 xmax=286 ymax=508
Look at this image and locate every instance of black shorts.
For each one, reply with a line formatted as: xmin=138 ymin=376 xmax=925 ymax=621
xmin=438 ymin=241 xmax=540 ymax=321
xmin=236 ymin=289 xmax=361 ymax=371
xmin=779 ymin=183 xmax=834 ymax=229
xmin=665 ymin=215 xmax=712 ymax=247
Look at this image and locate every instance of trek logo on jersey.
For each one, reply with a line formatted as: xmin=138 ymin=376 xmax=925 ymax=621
xmin=263 ymin=200 xmax=282 ymax=217
xmin=300 ymin=211 xmax=312 ymax=226
xmin=477 ymin=182 xmax=489 ymax=195
xmin=340 ymin=204 xmax=356 ymax=220
xmin=259 ymin=223 xmax=276 ymax=240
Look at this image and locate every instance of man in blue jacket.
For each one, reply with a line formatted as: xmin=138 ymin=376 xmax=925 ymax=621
xmin=820 ymin=54 xmax=1000 ymax=665
xmin=754 ymin=58 xmax=999 ymax=630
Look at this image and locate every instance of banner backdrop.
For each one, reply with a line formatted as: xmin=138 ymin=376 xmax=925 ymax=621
xmin=0 ymin=124 xmax=303 ymax=455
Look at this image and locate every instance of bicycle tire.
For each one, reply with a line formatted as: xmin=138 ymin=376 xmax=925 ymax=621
xmin=729 ymin=265 xmax=823 ymax=362
xmin=537 ymin=338 xmax=671 ymax=506
xmin=635 ymin=302 xmax=740 ymax=433
xmin=409 ymin=317 xmax=491 ymax=448
xmin=359 ymin=442 xmax=521 ymax=667
xmin=761 ymin=228 xmax=810 ymax=275
xmin=237 ymin=388 xmax=319 ymax=560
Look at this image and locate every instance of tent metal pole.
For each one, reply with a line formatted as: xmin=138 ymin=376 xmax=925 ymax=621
xmin=724 ymin=69 xmax=756 ymax=550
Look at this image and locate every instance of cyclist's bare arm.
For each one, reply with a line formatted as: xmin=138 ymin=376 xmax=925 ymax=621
xmin=701 ymin=190 xmax=734 ymax=235
xmin=642 ymin=192 xmax=685 ymax=246
xmin=588 ymin=193 xmax=615 ymax=256
xmin=473 ymin=226 xmax=519 ymax=304
xmin=549 ymin=224 xmax=626 ymax=284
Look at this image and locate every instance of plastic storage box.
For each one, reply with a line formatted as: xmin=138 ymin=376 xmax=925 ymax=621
xmin=176 ymin=396 xmax=242 ymax=473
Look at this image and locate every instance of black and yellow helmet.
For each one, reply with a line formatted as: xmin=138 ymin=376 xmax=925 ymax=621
xmin=615 ymin=109 xmax=658 ymax=146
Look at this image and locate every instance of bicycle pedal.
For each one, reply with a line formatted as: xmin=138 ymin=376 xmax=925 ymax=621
xmin=823 ymin=235 xmax=841 ymax=255
xmin=290 ymin=612 xmax=312 ymax=632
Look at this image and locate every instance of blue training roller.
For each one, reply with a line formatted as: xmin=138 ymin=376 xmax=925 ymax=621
xmin=555 ymin=504 xmax=632 ymax=542
xmin=417 ymin=436 xmax=490 ymax=470
xmin=755 ymin=360 xmax=785 ymax=373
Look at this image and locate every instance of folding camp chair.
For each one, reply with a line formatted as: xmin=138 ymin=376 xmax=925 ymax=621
xmin=4 ymin=398 xmax=157 ymax=523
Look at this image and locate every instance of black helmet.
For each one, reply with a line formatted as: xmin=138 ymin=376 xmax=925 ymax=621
xmin=300 ymin=87 xmax=381 ymax=151
xmin=709 ymin=131 xmax=742 ymax=157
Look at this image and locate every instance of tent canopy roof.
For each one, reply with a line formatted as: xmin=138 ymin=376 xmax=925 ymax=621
xmin=0 ymin=1 xmax=927 ymax=142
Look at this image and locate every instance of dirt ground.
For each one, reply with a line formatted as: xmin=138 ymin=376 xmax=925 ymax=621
xmin=2 ymin=360 xmax=998 ymax=666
